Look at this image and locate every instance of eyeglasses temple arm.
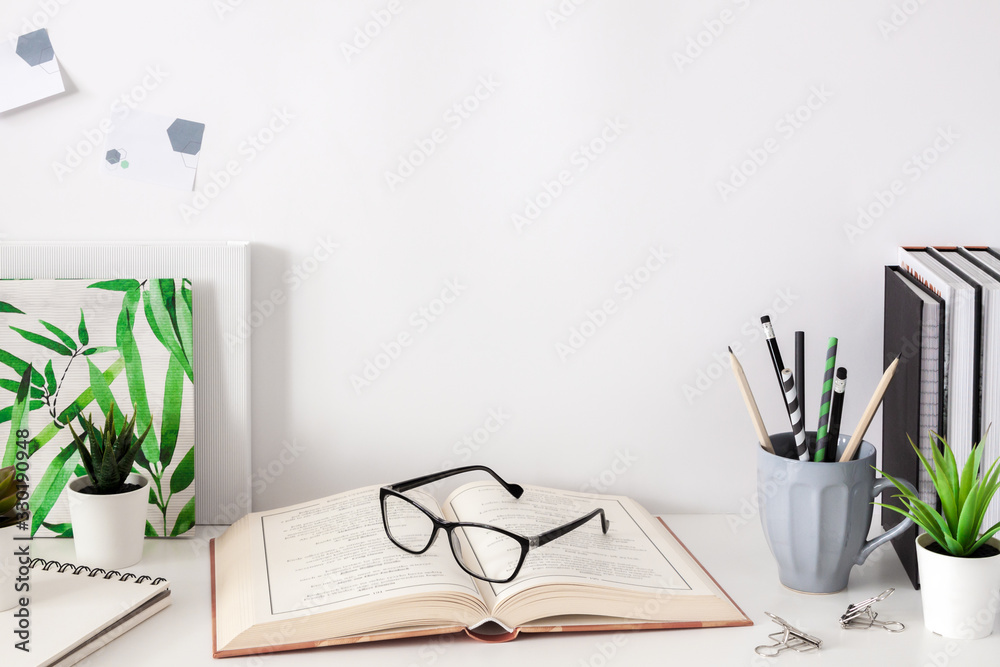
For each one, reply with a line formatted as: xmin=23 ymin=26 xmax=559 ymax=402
xmin=389 ymin=465 xmax=524 ymax=498
xmin=534 ymin=508 xmax=610 ymax=548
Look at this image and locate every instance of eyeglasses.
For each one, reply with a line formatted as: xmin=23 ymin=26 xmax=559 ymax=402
xmin=379 ymin=465 xmax=610 ymax=584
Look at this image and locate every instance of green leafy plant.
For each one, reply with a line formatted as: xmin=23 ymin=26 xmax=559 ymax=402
xmin=878 ymin=433 xmax=1000 ymax=557
xmin=0 ymin=466 xmax=21 ymax=529
xmin=68 ymin=404 xmax=151 ymax=495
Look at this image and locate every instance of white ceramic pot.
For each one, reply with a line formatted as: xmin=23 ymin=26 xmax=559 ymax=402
xmin=0 ymin=523 xmax=20 ymax=612
xmin=67 ymin=474 xmax=149 ymax=570
xmin=916 ymin=533 xmax=1000 ymax=639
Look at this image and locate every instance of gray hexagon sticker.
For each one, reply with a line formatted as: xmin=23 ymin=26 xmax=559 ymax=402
xmin=166 ymin=119 xmax=206 ymax=156
xmin=105 ymin=149 xmax=121 ymax=165
xmin=16 ymin=29 xmax=54 ymax=67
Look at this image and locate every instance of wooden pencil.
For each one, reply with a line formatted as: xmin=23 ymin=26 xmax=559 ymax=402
xmin=728 ymin=346 xmax=775 ymax=454
xmin=839 ymin=355 xmax=900 ymax=462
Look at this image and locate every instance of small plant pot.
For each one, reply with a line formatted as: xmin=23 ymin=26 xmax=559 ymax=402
xmin=0 ymin=523 xmax=19 ymax=612
xmin=916 ymin=532 xmax=1000 ymax=639
xmin=67 ymin=474 xmax=149 ymax=570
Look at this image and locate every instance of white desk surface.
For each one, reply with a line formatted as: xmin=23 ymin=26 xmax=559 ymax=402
xmin=25 ymin=515 xmax=1000 ymax=667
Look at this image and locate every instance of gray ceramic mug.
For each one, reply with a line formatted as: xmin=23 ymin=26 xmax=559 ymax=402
xmin=757 ymin=432 xmax=916 ymax=594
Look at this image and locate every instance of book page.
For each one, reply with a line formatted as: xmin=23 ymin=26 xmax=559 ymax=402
xmin=444 ymin=482 xmax=716 ymax=605
xmin=250 ymin=485 xmax=482 ymax=621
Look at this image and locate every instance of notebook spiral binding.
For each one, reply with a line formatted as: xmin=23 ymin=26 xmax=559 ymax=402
xmin=28 ymin=557 xmax=167 ymax=585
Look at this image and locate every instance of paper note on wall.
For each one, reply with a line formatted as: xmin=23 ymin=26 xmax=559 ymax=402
xmin=102 ymin=110 xmax=206 ymax=190
xmin=0 ymin=29 xmax=66 ymax=113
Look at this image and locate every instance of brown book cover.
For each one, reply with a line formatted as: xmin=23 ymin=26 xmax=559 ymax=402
xmin=210 ymin=518 xmax=751 ymax=658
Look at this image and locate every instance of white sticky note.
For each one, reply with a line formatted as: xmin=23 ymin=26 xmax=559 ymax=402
xmin=0 ymin=29 xmax=65 ymax=113
xmin=102 ymin=109 xmax=206 ymax=190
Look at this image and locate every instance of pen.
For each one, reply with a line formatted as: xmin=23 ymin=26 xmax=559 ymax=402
xmin=781 ymin=368 xmax=809 ymax=461
xmin=822 ymin=368 xmax=847 ymax=462
xmin=813 ymin=337 xmax=838 ymax=462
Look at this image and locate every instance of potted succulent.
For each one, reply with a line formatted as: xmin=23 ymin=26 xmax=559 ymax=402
xmin=880 ymin=434 xmax=1000 ymax=639
xmin=66 ymin=404 xmax=151 ymax=569
xmin=1 ymin=466 xmax=25 ymax=611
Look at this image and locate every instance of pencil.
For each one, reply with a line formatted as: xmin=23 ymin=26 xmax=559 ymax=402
xmin=781 ymin=368 xmax=809 ymax=461
xmin=795 ymin=331 xmax=805 ymax=447
xmin=761 ymin=316 xmax=786 ymax=393
xmin=728 ymin=346 xmax=775 ymax=454
xmin=839 ymin=356 xmax=900 ymax=462
xmin=823 ymin=368 xmax=847 ymax=462
xmin=813 ymin=337 xmax=839 ymax=462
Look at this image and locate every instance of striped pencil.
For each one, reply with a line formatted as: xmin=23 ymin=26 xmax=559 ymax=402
xmin=813 ymin=337 xmax=839 ymax=462
xmin=781 ymin=368 xmax=809 ymax=461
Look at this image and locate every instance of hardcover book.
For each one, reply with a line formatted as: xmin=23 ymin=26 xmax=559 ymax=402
xmin=898 ymin=248 xmax=981 ymax=479
xmin=211 ymin=482 xmax=750 ymax=657
xmin=882 ymin=265 xmax=945 ymax=589
xmin=961 ymin=247 xmax=1000 ymax=530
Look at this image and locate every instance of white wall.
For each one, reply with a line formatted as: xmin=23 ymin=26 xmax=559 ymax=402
xmin=2 ymin=1 xmax=998 ymax=517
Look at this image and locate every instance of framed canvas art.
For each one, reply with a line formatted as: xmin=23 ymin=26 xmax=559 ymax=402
xmin=1 ymin=279 xmax=195 ymax=537
xmin=0 ymin=242 xmax=251 ymax=529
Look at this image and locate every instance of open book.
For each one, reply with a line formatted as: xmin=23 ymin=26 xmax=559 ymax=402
xmin=211 ymin=482 xmax=750 ymax=657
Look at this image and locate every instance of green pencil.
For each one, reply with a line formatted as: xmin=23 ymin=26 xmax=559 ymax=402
xmin=813 ymin=337 xmax=838 ymax=462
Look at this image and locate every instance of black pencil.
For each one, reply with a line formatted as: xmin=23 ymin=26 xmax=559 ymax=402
xmin=761 ymin=316 xmax=786 ymax=393
xmin=824 ymin=367 xmax=847 ymax=462
xmin=795 ymin=331 xmax=805 ymax=454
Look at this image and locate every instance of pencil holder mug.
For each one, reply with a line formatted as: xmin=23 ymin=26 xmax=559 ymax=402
xmin=757 ymin=432 xmax=916 ymax=594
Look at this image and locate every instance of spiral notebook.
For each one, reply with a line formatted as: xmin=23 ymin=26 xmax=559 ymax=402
xmin=6 ymin=558 xmax=171 ymax=667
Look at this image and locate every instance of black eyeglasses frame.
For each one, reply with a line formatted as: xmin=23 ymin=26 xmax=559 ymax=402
xmin=379 ymin=465 xmax=610 ymax=584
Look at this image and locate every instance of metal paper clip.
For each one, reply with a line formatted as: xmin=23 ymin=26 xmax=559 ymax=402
xmin=839 ymin=588 xmax=905 ymax=632
xmin=754 ymin=612 xmax=823 ymax=657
